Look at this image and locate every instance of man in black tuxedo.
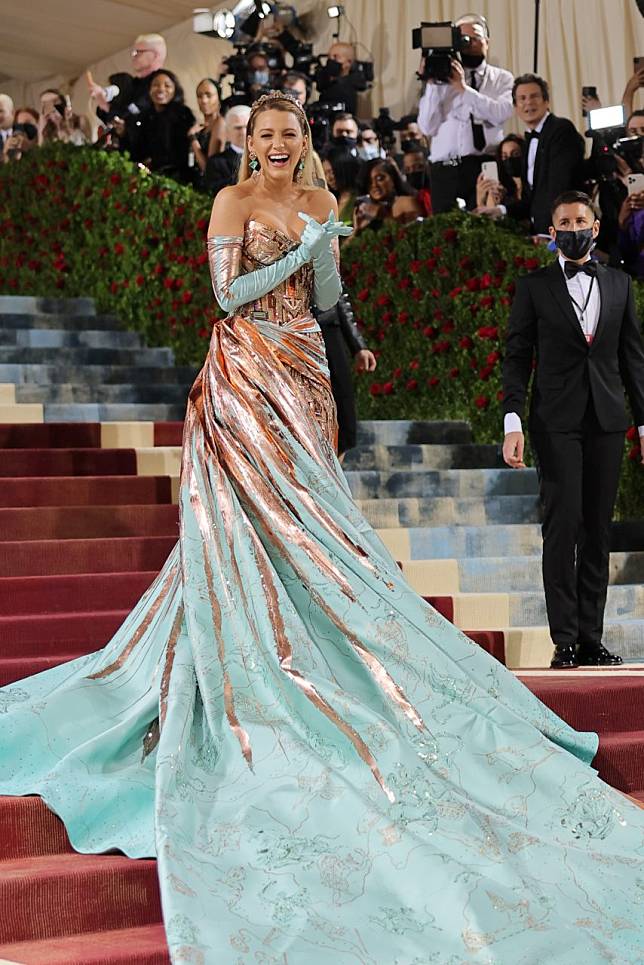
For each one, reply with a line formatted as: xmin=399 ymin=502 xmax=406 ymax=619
xmin=204 ymin=105 xmax=250 ymax=196
xmin=506 ymin=74 xmax=585 ymax=235
xmin=502 ymin=191 xmax=644 ymax=669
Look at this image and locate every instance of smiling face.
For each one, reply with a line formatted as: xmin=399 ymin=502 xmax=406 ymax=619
xmin=369 ymin=164 xmax=395 ymax=202
xmin=514 ymin=82 xmax=548 ymax=128
xmin=322 ymin=158 xmax=337 ymax=190
xmin=149 ymin=73 xmax=175 ymax=109
xmin=248 ymin=107 xmax=306 ymax=181
xmin=196 ymin=80 xmax=220 ymax=119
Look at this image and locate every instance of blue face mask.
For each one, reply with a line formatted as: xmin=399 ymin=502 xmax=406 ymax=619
xmin=358 ymin=144 xmax=380 ymax=161
xmin=250 ymin=70 xmax=270 ymax=86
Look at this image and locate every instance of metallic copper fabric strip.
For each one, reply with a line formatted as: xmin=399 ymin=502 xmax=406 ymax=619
xmin=159 ymin=603 xmax=184 ymax=728
xmin=207 ymin=235 xmax=243 ymax=306
xmin=86 ymin=563 xmax=178 ymax=680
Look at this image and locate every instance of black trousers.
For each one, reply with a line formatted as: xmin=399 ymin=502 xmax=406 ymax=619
xmin=430 ymin=154 xmax=491 ymax=213
xmin=530 ymin=403 xmax=625 ymax=648
xmin=320 ymin=325 xmax=357 ymax=455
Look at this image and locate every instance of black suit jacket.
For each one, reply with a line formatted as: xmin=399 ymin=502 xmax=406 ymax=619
xmin=97 ymin=73 xmax=151 ymax=124
xmin=503 ymin=262 xmax=644 ymax=433
xmin=204 ymin=146 xmax=241 ymax=196
xmin=508 ymin=114 xmax=585 ymax=234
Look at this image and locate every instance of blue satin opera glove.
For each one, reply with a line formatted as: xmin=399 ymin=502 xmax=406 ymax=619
xmin=299 ymin=210 xmax=353 ymax=311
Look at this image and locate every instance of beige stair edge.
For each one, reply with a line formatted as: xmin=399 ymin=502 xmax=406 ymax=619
xmin=0 ymin=402 xmax=43 ymax=423
xmin=0 ymin=384 xmax=16 ymax=404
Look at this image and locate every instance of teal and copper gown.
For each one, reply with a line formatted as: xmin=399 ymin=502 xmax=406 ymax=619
xmin=1 ymin=221 xmax=643 ymax=963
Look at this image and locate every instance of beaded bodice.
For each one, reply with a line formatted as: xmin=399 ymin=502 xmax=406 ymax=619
xmin=240 ymin=219 xmax=314 ymax=324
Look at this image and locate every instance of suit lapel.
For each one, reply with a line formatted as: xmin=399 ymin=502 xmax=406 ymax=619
xmin=545 ymin=261 xmax=589 ymax=345
xmin=591 ymin=264 xmax=610 ymax=348
xmin=531 ymin=114 xmax=552 ymax=189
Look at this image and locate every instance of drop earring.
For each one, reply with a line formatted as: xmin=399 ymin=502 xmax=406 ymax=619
xmin=249 ymin=154 xmax=259 ymax=171
xmin=296 ymin=155 xmax=306 ymax=182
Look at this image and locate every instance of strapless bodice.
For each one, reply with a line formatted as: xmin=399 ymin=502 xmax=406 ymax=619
xmin=238 ymin=219 xmax=314 ymax=325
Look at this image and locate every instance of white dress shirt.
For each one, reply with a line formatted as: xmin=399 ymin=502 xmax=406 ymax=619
xmin=504 ymin=257 xmax=644 ymax=437
xmin=417 ymin=61 xmax=514 ymax=162
xmin=526 ymin=111 xmax=550 ymax=187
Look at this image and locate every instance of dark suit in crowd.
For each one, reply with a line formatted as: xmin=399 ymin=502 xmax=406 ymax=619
xmin=508 ymin=115 xmax=585 ymax=234
xmin=503 ymin=260 xmax=644 ymax=655
xmin=204 ymin=145 xmax=242 ymax=196
xmin=97 ymin=73 xmax=152 ymax=124
xmin=121 ymin=102 xmax=195 ymax=183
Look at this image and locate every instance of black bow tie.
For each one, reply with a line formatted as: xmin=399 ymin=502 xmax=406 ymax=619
xmin=564 ymin=261 xmax=597 ymax=279
xmin=525 ymin=130 xmax=540 ymax=143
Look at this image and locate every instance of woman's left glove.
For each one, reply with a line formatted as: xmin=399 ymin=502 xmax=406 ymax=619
xmin=298 ymin=211 xmax=353 ymax=311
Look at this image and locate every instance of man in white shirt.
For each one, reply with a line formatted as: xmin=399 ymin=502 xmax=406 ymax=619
xmin=417 ymin=13 xmax=513 ymax=212
xmin=502 ymin=191 xmax=644 ymax=669
xmin=0 ymin=94 xmax=14 ymax=147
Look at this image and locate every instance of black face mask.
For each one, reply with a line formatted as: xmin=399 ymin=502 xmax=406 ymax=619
xmin=502 ymin=156 xmax=522 ymax=178
xmin=554 ymin=228 xmax=595 ymax=261
xmin=406 ymin=170 xmax=426 ymax=190
xmin=14 ymin=122 xmax=38 ymax=141
xmin=461 ymin=53 xmax=485 ymax=69
xmin=331 ymin=134 xmax=357 ymax=148
xmin=400 ymin=138 xmax=423 ymax=154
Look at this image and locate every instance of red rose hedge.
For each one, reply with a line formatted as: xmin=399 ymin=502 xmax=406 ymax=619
xmin=0 ymin=144 xmax=642 ymax=519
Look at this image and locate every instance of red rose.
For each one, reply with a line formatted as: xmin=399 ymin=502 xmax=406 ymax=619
xmin=459 ymin=256 xmax=472 ymax=269
xmin=480 ymin=273 xmax=493 ymax=289
xmin=628 ymin=445 xmax=641 ymax=461
xmin=448 ymin=286 xmax=462 ymax=299
xmin=356 ymin=288 xmax=370 ymax=302
xmin=459 ymin=335 xmax=474 ymax=350
xmin=441 ymin=321 xmax=455 ymax=333
xmin=443 ymin=228 xmax=458 ymax=242
xmin=499 ymin=296 xmax=511 ymax=306
xmin=496 ymin=390 xmax=504 ymax=401
xmin=626 ymin=426 xmax=638 ymax=441
xmin=432 ymin=246 xmax=443 ymax=256
xmin=406 ymin=378 xmax=418 ymax=391
xmin=524 ymin=257 xmax=540 ymax=270
xmin=382 ymin=311 xmax=393 ymax=323
xmin=109 ymin=281 xmax=120 ymax=294
xmin=182 ymin=290 xmax=193 ymax=304
xmin=410 ymin=259 xmax=423 ymax=273
xmin=114 ymin=243 xmax=124 ymax=256
xmin=409 ymin=359 xmax=420 ymax=370
xmin=197 ymin=218 xmax=208 ymax=232
xmin=425 ymin=257 xmax=437 ymax=270
xmin=369 ymin=383 xmax=382 ymax=397
xmin=392 ymin=367 xmax=403 ymax=379
xmin=479 ymin=365 xmax=493 ymax=381
xmin=479 ymin=295 xmax=495 ymax=309
xmin=474 ymin=395 xmax=490 ymax=410
xmin=163 ymin=277 xmax=174 ymax=289
xmin=495 ymin=259 xmax=507 ymax=272
xmin=514 ymin=255 xmax=525 ymax=267
xmin=398 ymin=278 xmax=411 ymax=290
xmin=449 ymin=367 xmax=460 ymax=379
xmin=477 ymin=325 xmax=499 ymax=340
xmin=422 ymin=325 xmax=437 ymax=339
xmin=486 ymin=350 xmax=501 ymax=365
xmin=432 ymin=340 xmax=451 ymax=355
xmin=398 ymin=311 xmax=410 ymax=324
xmin=110 ymin=173 xmax=122 ymax=185
xmin=428 ymin=375 xmax=440 ymax=388
xmin=465 ymin=277 xmax=480 ymax=292
xmin=506 ymin=282 xmax=516 ymax=295
xmin=135 ymin=275 xmax=145 ymax=286
xmin=382 ymin=381 xmax=394 ymax=395
xmin=411 ymin=287 xmax=424 ymax=301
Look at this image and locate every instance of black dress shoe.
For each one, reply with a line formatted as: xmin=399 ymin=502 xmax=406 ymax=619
xmin=550 ymin=645 xmax=579 ymax=669
xmin=576 ymin=643 xmax=623 ymax=667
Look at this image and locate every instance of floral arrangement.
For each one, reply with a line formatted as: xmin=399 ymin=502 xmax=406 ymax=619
xmin=0 ymin=144 xmax=641 ymax=517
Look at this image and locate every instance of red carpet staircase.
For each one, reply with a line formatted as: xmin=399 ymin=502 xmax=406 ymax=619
xmin=0 ymin=420 xmax=643 ymax=960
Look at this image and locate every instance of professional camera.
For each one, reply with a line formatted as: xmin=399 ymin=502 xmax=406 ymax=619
xmin=412 ymin=21 xmax=471 ymax=84
xmin=219 ymin=42 xmax=286 ymax=104
xmin=587 ymin=104 xmax=644 ymax=177
xmin=313 ymin=56 xmax=373 ymax=105
xmin=306 ymin=100 xmax=346 ymax=152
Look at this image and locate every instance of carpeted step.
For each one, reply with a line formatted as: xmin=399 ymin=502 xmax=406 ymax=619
xmin=343 ymin=442 xmax=503 ymax=472
xmin=0 ymin=423 xmax=101 ymax=449
xmin=43 ymin=402 xmax=187 ymax=422
xmin=0 ymin=363 xmax=197 ymax=386
xmin=1 ymin=610 xmax=130 ymax=652
xmin=594 ymin=731 xmax=644 ymax=793
xmin=356 ymin=494 xmax=540 ymax=528
xmin=0 ymin=448 xmax=137 ymax=477
xmin=345 ymin=467 xmax=538 ymax=500
xmin=356 ymin=419 xmax=472 ymax=446
xmin=154 ymin=422 xmax=184 ymax=446
xmin=0 ymin=476 xmax=172 ymax=507
xmin=0 ymin=329 xmax=143 ymax=349
xmin=0 ymin=797 xmax=74 ymax=860
xmin=0 ymin=853 xmax=162 ymax=943
xmin=0 ymin=654 xmax=82 ymax=687
xmin=521 ymin=676 xmax=644 ymax=734
xmin=1 ymin=536 xmax=175 ymax=577
xmin=17 ymin=383 xmax=191 ymax=405
xmin=0 ymin=504 xmax=179 ymax=541
xmin=0 ymin=296 xmax=96 ymax=315
xmin=0 ymin=346 xmax=173 ymax=367
xmin=0 ymin=571 xmax=158 ymax=615
xmin=0 ymin=923 xmax=170 ymax=964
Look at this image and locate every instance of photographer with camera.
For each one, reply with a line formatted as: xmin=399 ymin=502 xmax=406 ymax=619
xmin=315 ymin=42 xmax=369 ymax=115
xmin=87 ymin=34 xmax=167 ymax=127
xmin=2 ymin=107 xmax=39 ymax=162
xmin=282 ymin=71 xmax=310 ymax=107
xmin=417 ymin=14 xmax=513 ymax=212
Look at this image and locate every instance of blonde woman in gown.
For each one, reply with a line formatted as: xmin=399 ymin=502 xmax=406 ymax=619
xmin=1 ymin=92 xmax=643 ymax=964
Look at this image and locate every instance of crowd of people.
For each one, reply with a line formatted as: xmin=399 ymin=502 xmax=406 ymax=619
xmin=2 ymin=15 xmax=644 ymax=276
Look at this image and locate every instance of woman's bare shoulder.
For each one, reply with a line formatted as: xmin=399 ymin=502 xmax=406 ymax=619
xmin=209 ymin=183 xmax=254 ymax=235
xmin=299 ymin=186 xmax=338 ymax=221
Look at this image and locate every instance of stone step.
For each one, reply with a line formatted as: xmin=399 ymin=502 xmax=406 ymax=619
xmin=42 ymin=403 xmax=187 ymax=422
xmin=356 ymin=494 xmax=540 ymax=529
xmin=397 ymin=552 xmax=644 ymax=596
xmin=0 ymin=328 xmax=143 ymax=349
xmin=0 ymin=346 xmax=174 ymax=367
xmin=508 ymin=585 xmax=644 ymax=627
xmin=343 ymin=443 xmax=503 ymax=471
xmin=0 ymin=296 xmax=96 ymax=315
xmin=17 ymin=383 xmax=191 ymax=405
xmin=0 ymin=312 xmax=121 ymax=331
xmin=346 ymin=467 xmax=539 ymax=500
xmin=356 ymin=420 xmax=472 ymax=446
xmin=0 ymin=363 xmax=198 ymax=386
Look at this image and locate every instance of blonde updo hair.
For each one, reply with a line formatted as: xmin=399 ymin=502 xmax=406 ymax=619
xmin=237 ymin=92 xmax=315 ymax=187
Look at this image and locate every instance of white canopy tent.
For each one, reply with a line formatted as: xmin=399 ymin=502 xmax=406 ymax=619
xmin=2 ymin=1 xmax=644 ymax=135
